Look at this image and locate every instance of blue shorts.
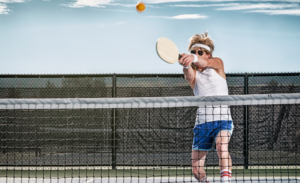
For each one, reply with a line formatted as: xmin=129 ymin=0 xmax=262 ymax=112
xmin=192 ymin=120 xmax=234 ymax=151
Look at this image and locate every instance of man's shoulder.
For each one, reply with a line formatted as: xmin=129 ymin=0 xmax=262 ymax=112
xmin=210 ymin=57 xmax=225 ymax=75
xmin=211 ymin=56 xmax=223 ymax=62
xmin=210 ymin=57 xmax=224 ymax=68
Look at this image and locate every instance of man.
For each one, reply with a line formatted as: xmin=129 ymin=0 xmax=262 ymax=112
xmin=179 ymin=32 xmax=234 ymax=183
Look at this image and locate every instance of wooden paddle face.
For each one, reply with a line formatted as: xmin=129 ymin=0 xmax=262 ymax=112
xmin=156 ymin=37 xmax=181 ymax=64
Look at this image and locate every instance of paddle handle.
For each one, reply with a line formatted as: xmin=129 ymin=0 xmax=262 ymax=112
xmin=178 ymin=54 xmax=182 ymax=60
xmin=178 ymin=54 xmax=194 ymax=67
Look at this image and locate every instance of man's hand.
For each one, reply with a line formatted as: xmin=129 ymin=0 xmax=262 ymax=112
xmin=179 ymin=53 xmax=194 ymax=68
xmin=180 ymin=53 xmax=196 ymax=89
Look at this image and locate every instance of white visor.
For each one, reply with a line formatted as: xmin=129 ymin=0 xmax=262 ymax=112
xmin=190 ymin=44 xmax=211 ymax=52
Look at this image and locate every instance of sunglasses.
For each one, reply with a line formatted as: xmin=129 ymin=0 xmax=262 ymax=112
xmin=190 ymin=50 xmax=203 ymax=56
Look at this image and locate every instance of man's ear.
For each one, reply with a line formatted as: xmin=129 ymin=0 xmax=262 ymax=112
xmin=206 ymin=54 xmax=211 ymax=59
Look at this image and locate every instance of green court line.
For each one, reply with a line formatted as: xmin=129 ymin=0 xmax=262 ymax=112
xmin=1 ymin=169 xmax=299 ymax=178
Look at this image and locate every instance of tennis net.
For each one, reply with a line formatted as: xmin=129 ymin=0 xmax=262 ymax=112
xmin=0 ymin=93 xmax=300 ymax=183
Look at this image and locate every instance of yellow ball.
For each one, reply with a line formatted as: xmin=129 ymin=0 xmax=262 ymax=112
xmin=136 ymin=1 xmax=145 ymax=13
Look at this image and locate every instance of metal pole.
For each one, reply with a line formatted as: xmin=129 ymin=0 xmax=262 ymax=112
xmin=244 ymin=73 xmax=249 ymax=169
xmin=111 ymin=74 xmax=117 ymax=170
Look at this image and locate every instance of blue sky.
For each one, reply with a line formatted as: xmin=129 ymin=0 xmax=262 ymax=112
xmin=1 ymin=0 xmax=300 ymax=74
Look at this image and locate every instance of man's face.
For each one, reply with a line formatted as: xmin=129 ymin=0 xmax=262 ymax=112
xmin=191 ymin=48 xmax=211 ymax=59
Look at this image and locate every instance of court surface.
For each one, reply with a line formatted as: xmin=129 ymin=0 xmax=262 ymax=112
xmin=1 ymin=177 xmax=300 ymax=183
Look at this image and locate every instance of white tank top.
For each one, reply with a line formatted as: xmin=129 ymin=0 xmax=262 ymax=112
xmin=193 ymin=68 xmax=232 ymax=124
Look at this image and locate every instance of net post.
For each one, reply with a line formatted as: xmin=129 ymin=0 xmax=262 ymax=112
xmin=111 ymin=74 xmax=117 ymax=170
xmin=244 ymin=73 xmax=249 ymax=169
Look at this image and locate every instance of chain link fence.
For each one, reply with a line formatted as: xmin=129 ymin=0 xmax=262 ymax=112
xmin=1 ymin=73 xmax=299 ymax=98
xmin=0 ymin=73 xmax=300 ymax=168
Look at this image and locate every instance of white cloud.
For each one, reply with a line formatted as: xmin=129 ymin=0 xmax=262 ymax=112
xmin=170 ymin=3 xmax=299 ymax=9
xmin=105 ymin=9 xmax=135 ymax=12
xmin=64 ymin=2 xmax=157 ymax=9
xmin=145 ymin=0 xmax=300 ymax=3
xmin=0 ymin=0 xmax=25 ymax=14
xmin=249 ymin=8 xmax=300 ymax=15
xmin=145 ymin=0 xmax=234 ymax=3
xmin=0 ymin=3 xmax=9 ymax=14
xmin=111 ymin=3 xmax=160 ymax=8
xmin=65 ymin=0 xmax=113 ymax=8
xmin=168 ymin=2 xmax=300 ymax=16
xmin=170 ymin=3 xmax=239 ymax=7
xmin=149 ymin=14 xmax=208 ymax=19
xmin=0 ymin=0 xmax=25 ymax=2
xmin=109 ymin=3 xmax=135 ymax=7
xmin=217 ymin=3 xmax=299 ymax=10
xmin=172 ymin=14 xmax=208 ymax=18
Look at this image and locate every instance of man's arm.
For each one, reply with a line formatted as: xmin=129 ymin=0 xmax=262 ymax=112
xmin=179 ymin=53 xmax=226 ymax=87
xmin=194 ymin=56 xmax=226 ymax=79
xmin=195 ymin=56 xmax=224 ymax=71
xmin=179 ymin=53 xmax=197 ymax=88
xmin=183 ymin=67 xmax=196 ymax=88
xmin=179 ymin=54 xmax=224 ymax=71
